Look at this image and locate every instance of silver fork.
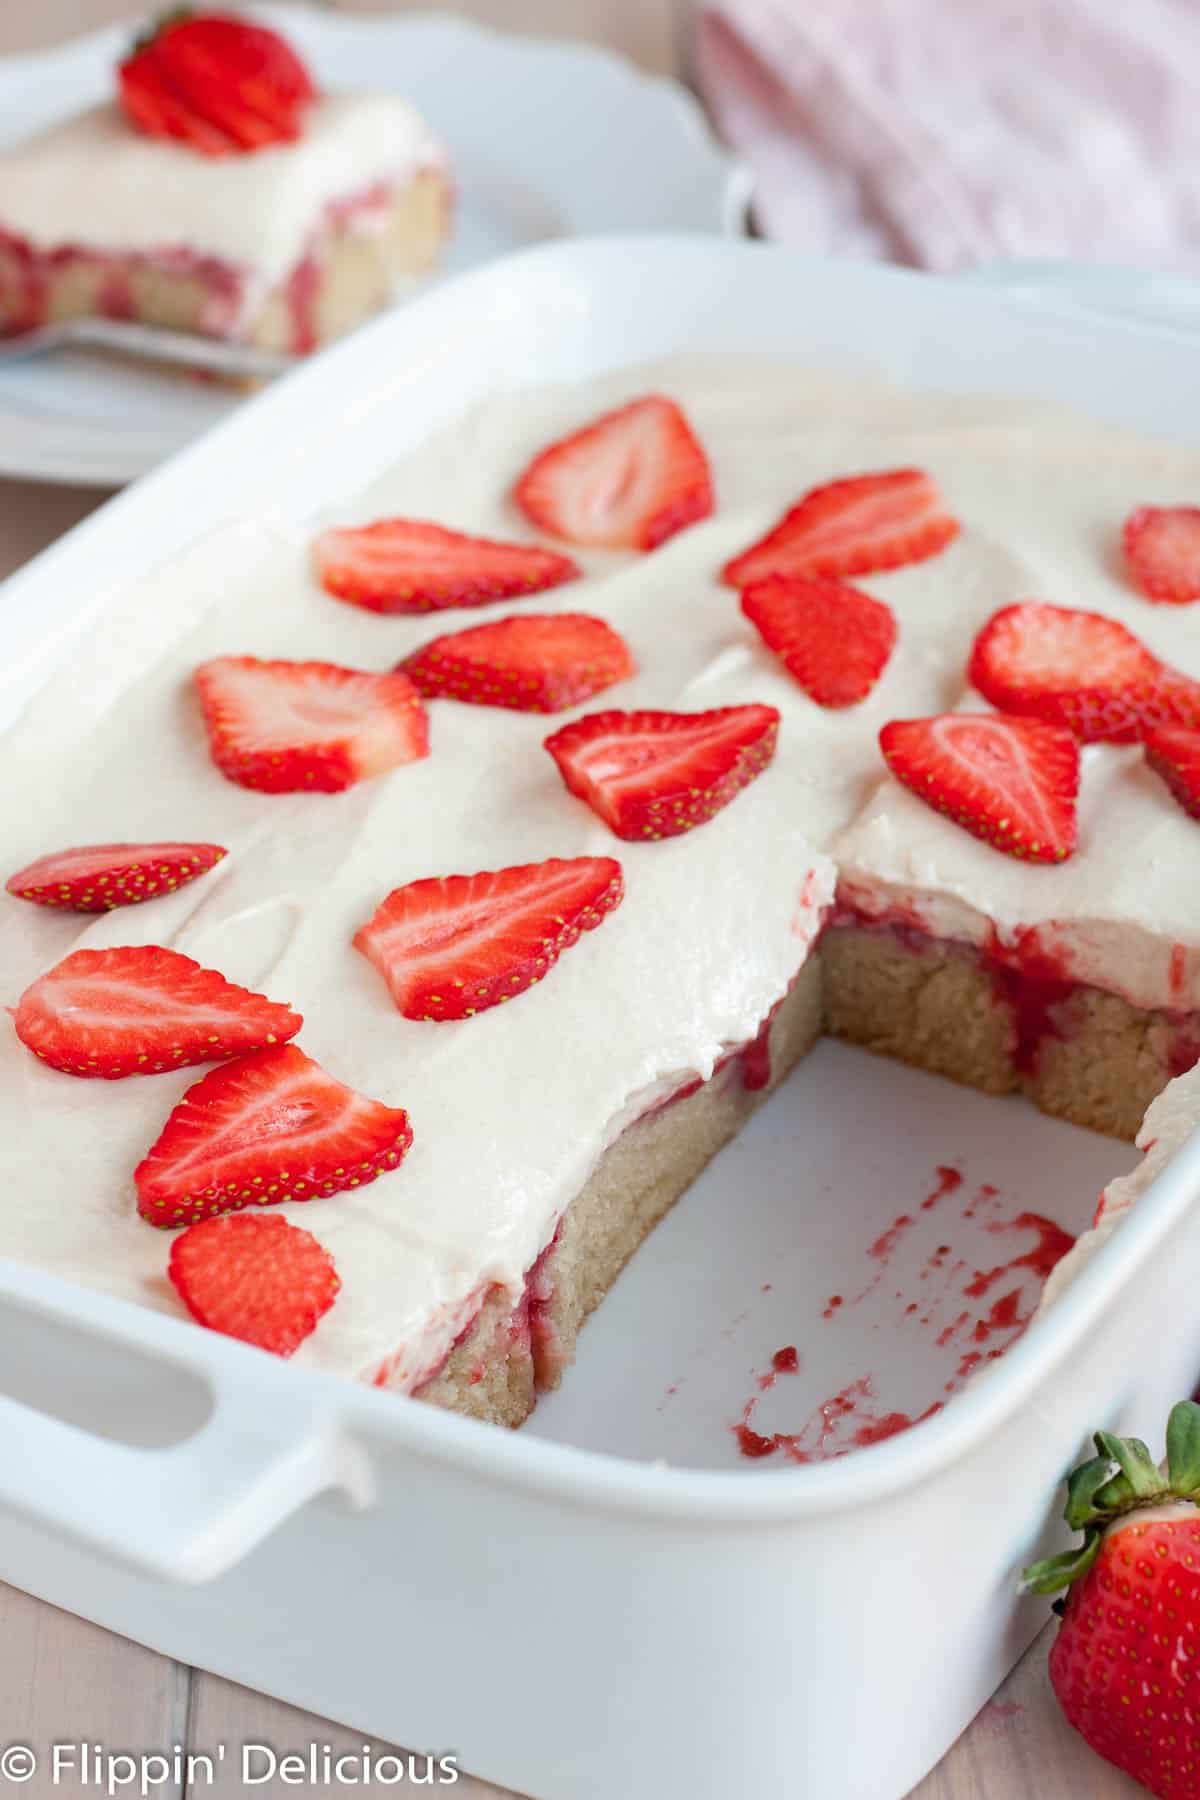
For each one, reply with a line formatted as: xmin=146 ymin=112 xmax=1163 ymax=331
xmin=0 ymin=315 xmax=297 ymax=379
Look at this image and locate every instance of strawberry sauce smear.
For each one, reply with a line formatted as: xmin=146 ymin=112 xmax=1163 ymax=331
xmin=831 ymin=900 xmax=1200 ymax=1081
xmin=734 ymin=1368 xmax=944 ymax=1464
xmin=732 ymin=1165 xmax=1076 ymax=1463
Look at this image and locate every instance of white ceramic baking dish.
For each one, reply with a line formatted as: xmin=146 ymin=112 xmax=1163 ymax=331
xmin=3 ymin=237 xmax=1200 ymax=1800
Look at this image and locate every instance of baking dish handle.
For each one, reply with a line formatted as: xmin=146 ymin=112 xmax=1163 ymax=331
xmin=0 ymin=1378 xmax=374 ymax=1584
xmin=0 ymin=1260 xmax=377 ymax=1584
xmin=0 ymin=1382 xmax=376 ymax=1584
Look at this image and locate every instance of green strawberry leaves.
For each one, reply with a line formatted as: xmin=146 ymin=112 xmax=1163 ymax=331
xmin=1022 ymin=1402 xmax=1200 ymax=1597
xmin=1093 ymin=1431 xmax=1168 ymax=1505
xmin=1064 ymin=1454 xmax=1122 ymax=1530
xmin=1166 ymin=1400 xmax=1200 ymax=1496
xmin=1021 ymin=1536 xmax=1101 ymax=1596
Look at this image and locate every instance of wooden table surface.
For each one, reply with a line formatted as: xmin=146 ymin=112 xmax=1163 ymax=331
xmin=0 ymin=4 xmax=1145 ymax=1795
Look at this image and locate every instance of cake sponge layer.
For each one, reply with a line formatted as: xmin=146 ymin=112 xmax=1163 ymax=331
xmin=823 ymin=923 xmax=1199 ymax=1142
xmin=414 ymin=957 xmax=825 ymax=1426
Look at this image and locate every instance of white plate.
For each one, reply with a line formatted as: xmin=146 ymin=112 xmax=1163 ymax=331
xmin=0 ymin=6 xmax=744 ymax=487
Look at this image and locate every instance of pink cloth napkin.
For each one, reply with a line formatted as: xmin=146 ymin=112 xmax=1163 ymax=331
xmin=694 ymin=0 xmax=1200 ymax=270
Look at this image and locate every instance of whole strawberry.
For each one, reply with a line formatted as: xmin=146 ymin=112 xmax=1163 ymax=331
xmin=119 ymin=10 xmax=317 ymax=157
xmin=1023 ymin=1402 xmax=1200 ymax=1797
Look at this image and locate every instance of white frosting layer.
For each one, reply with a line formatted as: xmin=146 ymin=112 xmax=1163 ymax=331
xmin=3 ymin=352 xmax=1200 ymax=1386
xmin=829 ymin=459 xmax=1200 ymax=1012
xmin=0 ymin=96 xmax=444 ymax=284
xmin=1037 ymin=1060 xmax=1200 ymax=1314
xmin=835 ymin=731 xmax=1200 ymax=1013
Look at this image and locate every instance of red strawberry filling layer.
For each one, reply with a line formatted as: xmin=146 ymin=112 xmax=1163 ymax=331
xmin=831 ymin=899 xmax=1200 ymax=1080
xmin=0 ymin=181 xmax=412 ymax=353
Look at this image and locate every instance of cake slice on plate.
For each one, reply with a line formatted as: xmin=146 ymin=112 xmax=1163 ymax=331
xmin=0 ymin=11 xmax=450 ymax=354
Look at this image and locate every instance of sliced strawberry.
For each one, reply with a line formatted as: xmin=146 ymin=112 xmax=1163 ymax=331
xmin=118 ymin=13 xmax=316 ymax=156
xmin=544 ymin=704 xmax=780 ymax=841
xmin=1038 ymin=667 xmax=1200 ymax=742
xmin=969 ymin=601 xmax=1156 ymax=700
xmin=1139 ymin=668 xmax=1200 ymax=734
xmin=1011 ymin=672 xmax=1200 ymax=742
xmin=723 ymin=469 xmax=959 ymax=588
xmin=118 ymin=57 xmax=238 ymax=155
xmin=6 ymin=841 xmax=227 ymax=913
xmin=355 ymin=855 xmax=623 ymax=1022
xmin=514 ymin=395 xmax=714 ymax=551
xmin=740 ymin=575 xmax=896 ymax=707
xmin=168 ymin=1213 xmax=339 ymax=1356
xmin=968 ymin=601 xmax=1160 ymax=743
xmin=12 ymin=945 xmax=301 ymax=1080
xmin=314 ymin=519 xmax=580 ymax=615
xmin=879 ymin=713 xmax=1079 ymax=863
xmin=155 ymin=30 xmax=308 ymax=149
xmin=195 ymin=656 xmax=428 ymax=794
xmin=136 ymin=1043 xmax=413 ymax=1227
xmin=401 ymin=613 xmax=635 ymax=714
xmin=1124 ymin=506 xmax=1200 ymax=603
xmin=968 ymin=600 xmax=1200 ymax=742
xmin=1144 ymin=724 xmax=1200 ymax=820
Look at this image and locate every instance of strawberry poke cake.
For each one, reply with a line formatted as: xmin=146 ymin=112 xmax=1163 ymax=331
xmin=2 ymin=356 xmax=1200 ymax=1432
xmin=0 ymin=12 xmax=450 ymax=355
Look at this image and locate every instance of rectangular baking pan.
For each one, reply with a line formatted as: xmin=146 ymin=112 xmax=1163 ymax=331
xmin=2 ymin=236 xmax=1199 ymax=1800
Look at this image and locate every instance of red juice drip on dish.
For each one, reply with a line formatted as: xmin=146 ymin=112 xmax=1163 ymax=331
xmin=963 ymin=1182 xmax=999 ymax=1220
xmin=734 ymin=1420 xmax=780 ymax=1458
xmin=964 ymin=1211 xmax=1075 ymax=1298
xmin=921 ymin=1165 xmax=963 ymax=1209
xmin=732 ymin=1165 xmax=1074 ymax=1462
xmin=734 ymin=1370 xmax=944 ymax=1464
xmin=756 ymin=1343 xmax=802 ymax=1391
xmin=851 ymin=1403 xmax=943 ymax=1449
xmin=970 ymin=1289 xmax=1023 ymax=1342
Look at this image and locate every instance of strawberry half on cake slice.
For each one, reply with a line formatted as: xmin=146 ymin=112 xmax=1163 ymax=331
xmin=355 ymin=856 xmax=624 ymax=1021
xmin=723 ymin=469 xmax=960 ymax=588
xmin=401 ymin=613 xmax=635 ymax=713
xmin=877 ymin=713 xmax=1080 ymax=863
xmin=136 ymin=1043 xmax=413 ymax=1226
xmin=12 ymin=944 xmax=301 ymax=1079
xmin=314 ymin=520 xmax=580 ymax=615
xmin=195 ymin=655 xmax=429 ymax=793
xmin=968 ymin=600 xmax=1200 ymax=743
xmin=544 ymin=704 xmax=780 ymax=841
xmin=169 ymin=1213 xmax=340 ymax=1357
xmin=741 ymin=576 xmax=896 ymax=708
xmin=6 ymin=840 xmax=227 ymax=912
xmin=1123 ymin=505 xmax=1200 ymax=604
xmin=0 ymin=10 xmax=451 ymax=354
xmin=1144 ymin=724 xmax=1200 ymax=821
xmin=514 ymin=395 xmax=714 ymax=551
